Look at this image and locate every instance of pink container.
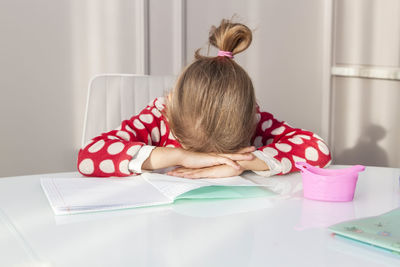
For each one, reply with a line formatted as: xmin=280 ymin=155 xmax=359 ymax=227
xmin=295 ymin=162 xmax=365 ymax=202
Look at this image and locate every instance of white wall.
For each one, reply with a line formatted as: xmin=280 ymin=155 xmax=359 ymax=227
xmin=153 ymin=0 xmax=328 ymax=134
xmin=0 ymin=0 xmax=138 ymax=177
xmin=331 ymin=0 xmax=400 ymax=167
xmin=5 ymin=0 xmax=394 ymax=177
xmin=0 ymin=0 xmax=330 ymax=177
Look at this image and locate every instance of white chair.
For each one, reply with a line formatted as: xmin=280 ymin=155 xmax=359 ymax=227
xmin=82 ymin=74 xmax=176 ymax=147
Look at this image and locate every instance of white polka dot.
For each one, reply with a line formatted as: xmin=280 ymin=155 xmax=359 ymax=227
xmin=107 ymin=142 xmax=124 ymax=155
xmin=281 ymin=157 xmax=292 ymax=174
xmin=288 ymin=136 xmax=303 ymax=145
xmin=107 ymin=136 xmax=119 ymax=140
xmin=127 ymin=145 xmax=141 ymax=156
xmin=296 ymin=134 xmax=311 ymax=140
xmin=254 ymin=136 xmax=263 ymax=148
xmin=287 ymin=131 xmax=296 ymax=136
xmin=155 ymin=98 xmax=165 ymax=109
xmin=271 ymin=126 xmax=285 ymax=135
xmin=88 ymin=140 xmax=105 ymax=153
xmin=313 ymin=133 xmax=323 ymax=140
xmin=79 ymin=159 xmax=94 ymax=175
xmin=255 ymin=113 xmax=261 ymax=123
xmin=82 ymin=139 xmax=93 ymax=149
xmin=305 ymin=147 xmax=319 ymax=161
xmin=262 ymin=119 xmax=272 ymax=131
xmin=166 ymin=144 xmax=176 ymax=147
xmin=168 ymin=131 xmax=176 ymax=140
xmin=324 ymin=159 xmax=332 ymax=167
xmin=276 ymin=143 xmax=292 ymax=152
xmin=292 ymin=155 xmax=306 ymax=163
xmin=151 ymin=108 xmax=162 ymax=118
xmin=116 ymin=131 xmax=130 ymax=141
xmin=99 ymin=160 xmax=115 ymax=173
xmin=285 ymin=121 xmax=295 ymax=128
xmin=263 ymin=147 xmax=278 ymax=157
xmin=317 ymin=140 xmax=330 ymax=155
xmin=125 ymin=125 xmax=136 ymax=136
xmin=147 ymin=134 xmax=152 ymax=145
xmin=266 ymin=138 xmax=274 ymax=145
xmin=119 ymin=160 xmax=131 ymax=175
xmin=151 ymin=127 xmax=160 ymax=143
xmin=134 ymin=119 xmax=145 ymax=129
xmin=160 ymin=121 xmax=166 ymax=136
xmin=140 ymin=114 xmax=154 ymax=124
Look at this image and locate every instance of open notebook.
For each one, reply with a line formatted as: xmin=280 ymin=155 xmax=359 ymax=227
xmin=41 ymin=173 xmax=273 ymax=215
xmin=329 ymin=208 xmax=400 ymax=255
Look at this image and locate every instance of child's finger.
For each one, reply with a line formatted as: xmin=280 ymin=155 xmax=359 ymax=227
xmin=182 ymin=169 xmax=214 ymax=179
xmin=170 ymin=172 xmax=185 ymax=178
xmin=172 ymin=170 xmax=199 ymax=179
xmin=215 ymin=156 xmax=241 ymax=170
xmin=168 ymin=170 xmax=187 ymax=177
xmin=237 ymin=146 xmax=256 ymax=153
xmin=167 ymin=168 xmax=192 ymax=176
xmin=218 ymin=152 xmax=254 ymax=161
xmin=184 ymin=171 xmax=208 ymax=179
xmin=173 ymin=167 xmax=193 ymax=173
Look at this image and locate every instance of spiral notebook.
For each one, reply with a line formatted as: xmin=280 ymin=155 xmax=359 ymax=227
xmin=41 ymin=173 xmax=273 ymax=215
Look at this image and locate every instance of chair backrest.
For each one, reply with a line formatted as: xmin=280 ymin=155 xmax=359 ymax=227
xmin=82 ymin=74 xmax=176 ymax=146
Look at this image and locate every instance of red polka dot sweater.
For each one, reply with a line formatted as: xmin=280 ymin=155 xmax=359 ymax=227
xmin=78 ymin=97 xmax=331 ymax=177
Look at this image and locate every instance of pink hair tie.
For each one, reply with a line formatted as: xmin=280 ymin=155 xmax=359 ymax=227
xmin=217 ymin=50 xmax=234 ymax=59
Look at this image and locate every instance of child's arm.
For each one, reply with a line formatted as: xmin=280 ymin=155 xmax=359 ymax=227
xmin=251 ymin=107 xmax=332 ymax=177
xmin=141 ymin=147 xmax=254 ymax=171
xmin=166 ymin=148 xmax=269 ymax=179
xmin=77 ymin=97 xmax=177 ymax=177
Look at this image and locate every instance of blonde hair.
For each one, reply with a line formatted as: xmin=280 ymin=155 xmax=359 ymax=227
xmin=166 ymin=19 xmax=256 ymax=153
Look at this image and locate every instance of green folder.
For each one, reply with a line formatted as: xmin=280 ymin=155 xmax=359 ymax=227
xmin=328 ymin=208 xmax=400 ymax=255
xmin=175 ymin=185 xmax=276 ymax=200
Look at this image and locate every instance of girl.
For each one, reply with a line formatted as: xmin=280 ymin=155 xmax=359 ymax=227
xmin=77 ymin=19 xmax=331 ymax=178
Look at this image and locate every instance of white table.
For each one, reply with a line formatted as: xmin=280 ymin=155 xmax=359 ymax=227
xmin=0 ymin=166 xmax=399 ymax=267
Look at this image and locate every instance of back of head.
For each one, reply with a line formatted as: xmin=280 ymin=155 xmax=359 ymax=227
xmin=167 ymin=19 xmax=256 ymax=153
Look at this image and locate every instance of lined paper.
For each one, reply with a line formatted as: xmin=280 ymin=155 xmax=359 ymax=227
xmin=41 ymin=176 xmax=172 ymax=215
xmin=41 ymin=173 xmax=260 ymax=215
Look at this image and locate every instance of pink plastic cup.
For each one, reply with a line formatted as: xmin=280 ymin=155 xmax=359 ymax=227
xmin=295 ymin=162 xmax=365 ymax=202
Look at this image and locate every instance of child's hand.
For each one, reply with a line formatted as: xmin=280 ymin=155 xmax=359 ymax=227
xmin=217 ymin=146 xmax=256 ymax=160
xmin=167 ymin=164 xmax=245 ymax=179
xmin=179 ymin=147 xmax=255 ymax=170
xmin=142 ymin=147 xmax=255 ymax=171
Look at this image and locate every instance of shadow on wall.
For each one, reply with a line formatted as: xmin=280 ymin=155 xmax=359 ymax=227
xmin=337 ymin=124 xmax=388 ymax=167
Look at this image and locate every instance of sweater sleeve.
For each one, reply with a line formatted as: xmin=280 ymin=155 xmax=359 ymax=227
xmin=77 ymin=97 xmax=172 ymax=177
xmin=251 ymin=107 xmax=332 ymax=177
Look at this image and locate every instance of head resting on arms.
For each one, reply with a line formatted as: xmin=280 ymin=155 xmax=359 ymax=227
xmin=166 ymin=18 xmax=256 ymax=153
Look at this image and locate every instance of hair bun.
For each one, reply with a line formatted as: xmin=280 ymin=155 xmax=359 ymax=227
xmin=209 ymin=19 xmax=252 ymax=56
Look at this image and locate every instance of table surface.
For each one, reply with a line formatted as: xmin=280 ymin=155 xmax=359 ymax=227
xmin=0 ymin=166 xmax=399 ymax=267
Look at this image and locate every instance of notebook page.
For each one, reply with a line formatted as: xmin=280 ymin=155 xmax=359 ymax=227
xmin=142 ymin=173 xmax=258 ymax=200
xmin=41 ymin=177 xmax=172 ymax=215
